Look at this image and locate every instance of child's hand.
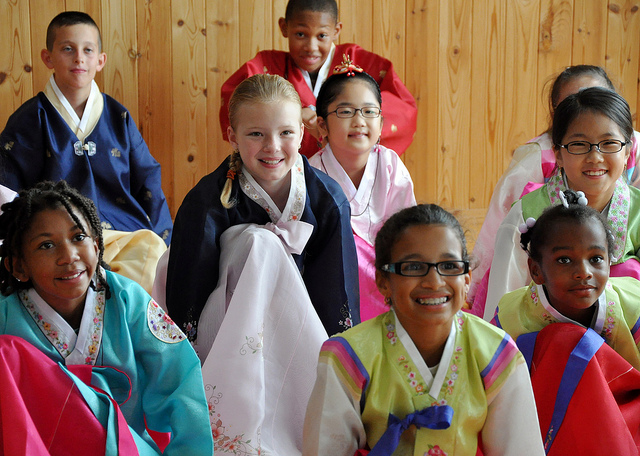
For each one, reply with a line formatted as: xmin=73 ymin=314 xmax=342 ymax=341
xmin=302 ymin=107 xmax=321 ymax=141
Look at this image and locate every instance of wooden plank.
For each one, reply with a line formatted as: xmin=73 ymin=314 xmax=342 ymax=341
xmin=272 ymin=0 xmax=288 ymax=51
xmin=338 ymin=0 xmax=373 ymax=50
xmin=503 ymin=1 xmax=541 ymax=166
xmin=571 ymin=0 xmax=607 ymax=66
xmin=372 ymin=0 xmax=406 ymax=80
xmin=450 ymin=207 xmax=487 ymax=254
xmin=404 ymin=0 xmax=439 ymax=205
xmin=100 ymin=0 xmax=138 ymax=120
xmin=208 ymin=0 xmax=240 ymax=175
xmin=0 ymin=0 xmax=32 ymax=129
xmin=468 ymin=0 xmax=505 ymax=210
xmin=28 ymin=0 xmax=64 ymax=95
xmin=605 ymin=0 xmax=640 ymax=120
xmin=238 ymin=0 xmax=271 ymax=61
xmin=171 ymin=0 xmax=208 ymax=208
xmin=136 ymin=0 xmax=175 ymax=215
xmin=438 ymin=0 xmax=472 ymax=209
xmin=535 ymin=0 xmax=574 ymax=133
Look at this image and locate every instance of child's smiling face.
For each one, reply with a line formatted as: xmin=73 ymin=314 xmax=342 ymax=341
xmin=279 ymin=11 xmax=342 ymax=76
xmin=554 ymin=111 xmax=630 ymax=212
xmin=10 ymin=205 xmax=99 ymax=328
xmin=529 ymin=220 xmax=610 ymax=324
xmin=227 ymin=100 xmax=303 ymax=199
xmin=376 ymin=224 xmax=470 ymax=330
xmin=40 ymin=23 xmax=106 ymax=97
xmin=318 ymin=79 xmax=383 ymax=162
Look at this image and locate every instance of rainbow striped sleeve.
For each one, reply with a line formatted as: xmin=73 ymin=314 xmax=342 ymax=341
xmin=480 ymin=334 xmax=521 ymax=400
xmin=319 ymin=337 xmax=370 ymax=410
xmin=631 ymin=315 xmax=640 ymax=345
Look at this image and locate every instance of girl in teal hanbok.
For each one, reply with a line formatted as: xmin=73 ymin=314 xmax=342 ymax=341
xmin=0 ymin=181 xmax=212 ymax=455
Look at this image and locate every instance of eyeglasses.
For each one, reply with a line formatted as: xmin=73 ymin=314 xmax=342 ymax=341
xmin=327 ymin=107 xmax=382 ymax=118
xmin=381 ymin=260 xmax=469 ymax=277
xmin=558 ymin=140 xmax=627 ymax=155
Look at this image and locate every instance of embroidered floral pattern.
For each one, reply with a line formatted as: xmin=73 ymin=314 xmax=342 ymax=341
xmin=388 ymin=321 xmax=427 ymax=395
xmin=240 ymin=333 xmax=263 ymax=355
xmin=546 ymin=170 xmax=564 ymax=206
xmin=20 ymin=289 xmax=73 ymax=357
xmin=20 ymin=288 xmax=105 ymax=365
xmin=601 ymin=300 xmax=616 ymax=340
xmin=531 ymin=285 xmax=555 ymax=324
xmin=425 ymin=445 xmax=448 ymax=456
xmin=439 ymin=312 xmax=465 ymax=403
xmin=387 ymin=322 xmax=398 ymax=345
xmin=339 ymin=304 xmax=353 ymax=329
xmin=606 ymin=181 xmax=630 ymax=261
xmin=205 ymin=384 xmax=262 ymax=455
xmin=147 ymin=300 xmax=186 ymax=343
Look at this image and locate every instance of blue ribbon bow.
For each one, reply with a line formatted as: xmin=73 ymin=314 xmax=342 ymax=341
xmin=369 ymin=404 xmax=454 ymax=455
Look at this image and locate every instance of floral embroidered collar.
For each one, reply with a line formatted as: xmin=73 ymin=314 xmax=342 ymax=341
xmin=546 ymin=171 xmax=630 ymax=261
xmin=19 ymin=272 xmax=106 ymax=365
xmin=387 ymin=310 xmax=459 ymax=400
xmin=531 ymin=283 xmax=606 ymax=333
xmin=239 ymin=154 xmax=306 ymax=224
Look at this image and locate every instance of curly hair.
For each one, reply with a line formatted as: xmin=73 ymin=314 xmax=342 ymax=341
xmin=0 ymin=180 xmax=110 ymax=298
xmin=520 ymin=190 xmax=614 ymax=263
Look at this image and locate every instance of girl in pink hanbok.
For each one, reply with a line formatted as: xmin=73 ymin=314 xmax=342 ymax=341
xmin=310 ymin=57 xmax=416 ymax=320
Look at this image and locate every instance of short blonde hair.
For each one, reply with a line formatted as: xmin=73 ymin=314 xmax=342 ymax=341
xmin=221 ymin=74 xmax=302 ymax=208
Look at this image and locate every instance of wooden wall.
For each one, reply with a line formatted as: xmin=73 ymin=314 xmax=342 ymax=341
xmin=1 ymin=0 xmax=640 ymax=245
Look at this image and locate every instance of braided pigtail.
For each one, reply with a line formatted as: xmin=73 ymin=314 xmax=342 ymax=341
xmin=220 ymin=150 xmax=243 ymax=209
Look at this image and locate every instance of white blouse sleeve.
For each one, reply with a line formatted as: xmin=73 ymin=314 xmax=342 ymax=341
xmin=481 ymin=361 xmax=545 ymax=455
xmin=484 ymin=199 xmax=531 ymax=320
xmin=303 ymin=358 xmax=366 ymax=456
xmin=471 ymin=145 xmax=542 ymax=301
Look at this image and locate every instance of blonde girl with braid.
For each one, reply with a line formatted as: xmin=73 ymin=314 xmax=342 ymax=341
xmin=164 ymin=73 xmax=360 ymax=454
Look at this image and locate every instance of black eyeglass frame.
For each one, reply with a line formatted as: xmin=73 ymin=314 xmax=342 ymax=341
xmin=326 ymin=107 xmax=382 ymax=119
xmin=557 ymin=139 xmax=628 ymax=155
xmin=381 ymin=260 xmax=470 ymax=277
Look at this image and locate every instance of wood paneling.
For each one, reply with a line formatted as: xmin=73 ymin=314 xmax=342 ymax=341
xmin=1 ymin=0 xmax=640 ymax=246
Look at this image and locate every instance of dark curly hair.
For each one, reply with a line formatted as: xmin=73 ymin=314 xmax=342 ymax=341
xmin=520 ymin=190 xmax=614 ymax=263
xmin=0 ymin=180 xmax=110 ymax=298
xmin=375 ymin=204 xmax=468 ymax=271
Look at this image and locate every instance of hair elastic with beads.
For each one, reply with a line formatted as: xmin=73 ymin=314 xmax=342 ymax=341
xmin=333 ymin=55 xmax=363 ymax=76
xmin=518 ymin=217 xmax=537 ymax=234
xmin=559 ymin=190 xmax=588 ymax=208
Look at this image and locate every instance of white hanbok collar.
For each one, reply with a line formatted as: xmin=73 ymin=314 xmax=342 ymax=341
xmin=535 ymin=283 xmax=606 ymax=333
xmin=19 ymin=274 xmax=106 ymax=365
xmin=239 ymin=154 xmax=306 ymax=223
xmin=47 ymin=75 xmax=100 ymax=137
xmin=238 ymin=154 xmax=312 ymax=254
xmin=392 ymin=309 xmax=457 ymax=399
xmin=301 ymin=43 xmax=336 ymax=99
xmin=317 ymin=144 xmax=379 ymax=243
